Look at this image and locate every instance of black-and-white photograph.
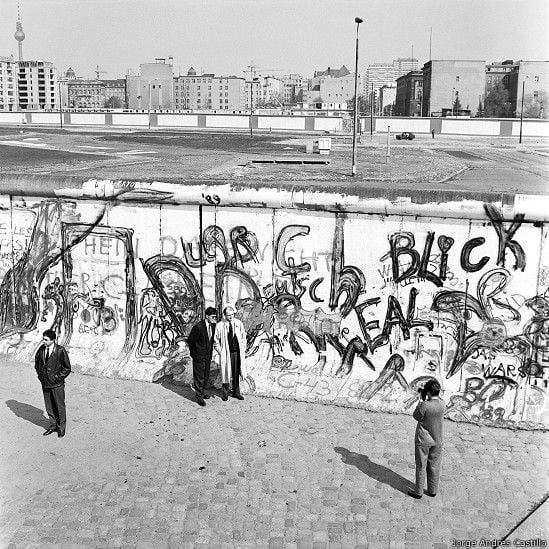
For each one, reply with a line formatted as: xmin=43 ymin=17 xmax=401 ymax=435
xmin=0 ymin=0 xmax=548 ymax=547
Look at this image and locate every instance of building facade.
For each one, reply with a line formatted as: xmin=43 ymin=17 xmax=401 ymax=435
xmin=0 ymin=56 xmax=18 ymax=111
xmin=174 ymin=67 xmax=246 ymax=110
xmin=280 ymin=73 xmax=305 ymax=105
xmin=503 ymin=60 xmax=549 ymax=117
xmin=304 ymin=66 xmax=358 ymax=108
xmin=126 ymin=58 xmax=174 ymax=109
xmin=103 ymin=79 xmax=127 ymax=108
xmin=67 ymin=79 xmax=104 ymax=109
xmin=17 ymin=60 xmax=58 ymax=110
xmin=422 ymin=60 xmax=486 ymax=116
xmin=485 ymin=59 xmax=518 ymax=90
xmin=395 ymin=70 xmax=424 ymax=116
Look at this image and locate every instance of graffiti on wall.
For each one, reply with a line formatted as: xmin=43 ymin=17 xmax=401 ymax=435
xmin=0 ymin=197 xmax=547 ymax=429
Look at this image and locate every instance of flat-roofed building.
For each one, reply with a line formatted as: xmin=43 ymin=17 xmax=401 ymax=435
xmin=395 ymin=70 xmax=423 ymax=116
xmin=503 ymin=60 xmax=549 ymax=117
xmin=174 ymin=67 xmax=246 ymax=110
xmin=17 ymin=60 xmax=58 ymax=110
xmin=422 ymin=60 xmax=486 ymax=116
xmin=0 ymin=55 xmax=18 ymax=111
xmin=127 ymin=58 xmax=174 ymax=109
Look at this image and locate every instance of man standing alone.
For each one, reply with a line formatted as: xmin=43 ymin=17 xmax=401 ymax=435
xmin=35 ymin=329 xmax=71 ymax=437
xmin=408 ymin=379 xmax=446 ymax=499
xmin=187 ymin=307 xmax=218 ymax=406
xmin=214 ymin=306 xmax=247 ymax=401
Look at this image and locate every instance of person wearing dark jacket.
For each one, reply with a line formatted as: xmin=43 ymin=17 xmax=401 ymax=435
xmin=408 ymin=378 xmax=446 ymax=499
xmin=35 ymin=329 xmax=71 ymax=437
xmin=187 ymin=307 xmax=218 ymax=406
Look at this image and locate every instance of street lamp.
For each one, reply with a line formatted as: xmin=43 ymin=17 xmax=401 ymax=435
xmin=519 ymin=75 xmax=530 ymax=144
xmin=148 ymin=78 xmax=159 ymax=129
xmin=58 ymin=81 xmax=63 ymax=128
xmin=351 ymin=16 xmax=363 ymax=177
xmin=451 ymin=88 xmax=455 ymax=116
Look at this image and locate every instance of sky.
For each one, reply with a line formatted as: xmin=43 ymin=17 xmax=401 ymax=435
xmin=0 ymin=0 xmax=548 ymax=79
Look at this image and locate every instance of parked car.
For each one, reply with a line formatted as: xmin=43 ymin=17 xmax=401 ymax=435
xmin=395 ymin=132 xmax=415 ymax=140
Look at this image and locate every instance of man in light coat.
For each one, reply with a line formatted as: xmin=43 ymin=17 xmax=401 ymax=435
xmin=213 ymin=305 xmax=248 ymax=401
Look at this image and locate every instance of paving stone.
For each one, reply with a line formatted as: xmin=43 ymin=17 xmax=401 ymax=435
xmin=1 ymin=359 xmax=548 ymax=548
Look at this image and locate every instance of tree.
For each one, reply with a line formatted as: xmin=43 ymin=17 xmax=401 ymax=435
xmin=484 ymin=82 xmax=511 ymax=118
xmin=522 ymin=91 xmax=548 ymax=119
xmin=453 ymin=92 xmax=462 ymax=114
xmin=348 ymin=94 xmax=369 ymax=119
xmin=104 ymin=96 xmax=124 ymax=109
xmin=256 ymin=93 xmax=284 ymax=109
xmin=476 ymin=97 xmax=484 ymax=118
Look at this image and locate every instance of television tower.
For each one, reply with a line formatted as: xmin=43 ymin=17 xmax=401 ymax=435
xmin=14 ymin=0 xmax=25 ymax=61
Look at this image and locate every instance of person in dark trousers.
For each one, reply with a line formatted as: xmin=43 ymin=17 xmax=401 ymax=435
xmin=187 ymin=307 xmax=218 ymax=406
xmin=35 ymin=329 xmax=71 ymax=437
xmin=408 ymin=378 xmax=446 ymax=499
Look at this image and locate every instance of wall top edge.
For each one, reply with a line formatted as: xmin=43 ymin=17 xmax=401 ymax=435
xmin=0 ymin=175 xmax=547 ymax=222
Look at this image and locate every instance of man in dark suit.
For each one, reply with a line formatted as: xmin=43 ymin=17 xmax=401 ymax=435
xmin=35 ymin=329 xmax=71 ymax=437
xmin=187 ymin=307 xmax=218 ymax=407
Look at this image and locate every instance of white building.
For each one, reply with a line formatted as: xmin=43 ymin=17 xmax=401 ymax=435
xmin=17 ymin=60 xmax=58 ymax=110
xmin=0 ymin=56 xmax=18 ymax=111
xmin=126 ymin=58 xmax=174 ymax=109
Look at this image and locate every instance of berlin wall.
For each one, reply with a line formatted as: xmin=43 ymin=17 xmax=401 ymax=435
xmin=0 ymin=179 xmax=547 ymax=430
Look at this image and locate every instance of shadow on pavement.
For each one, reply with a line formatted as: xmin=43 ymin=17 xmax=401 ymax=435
xmin=6 ymin=399 xmax=49 ymax=428
xmin=158 ymin=379 xmax=222 ymax=405
xmin=334 ymin=446 xmax=411 ymax=495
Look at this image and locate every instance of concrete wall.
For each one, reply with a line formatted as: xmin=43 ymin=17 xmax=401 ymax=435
xmin=2 ymin=110 xmax=547 ymax=136
xmin=0 ymin=179 xmax=547 ymax=430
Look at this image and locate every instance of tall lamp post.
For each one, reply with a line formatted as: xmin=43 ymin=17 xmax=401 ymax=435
xmin=519 ymin=75 xmax=530 ymax=144
xmin=148 ymin=78 xmax=159 ymax=130
xmin=58 ymin=81 xmax=63 ymax=128
xmin=351 ymin=16 xmax=363 ymax=177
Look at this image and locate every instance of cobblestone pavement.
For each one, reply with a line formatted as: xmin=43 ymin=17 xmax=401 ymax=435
xmin=1 ymin=359 xmax=548 ymax=549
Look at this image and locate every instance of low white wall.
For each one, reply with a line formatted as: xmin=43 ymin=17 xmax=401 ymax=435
xmin=0 ymin=112 xmax=26 ymax=123
xmin=511 ymin=120 xmax=549 ymax=137
xmin=70 ymin=113 xmax=106 ymax=125
xmin=314 ymin=117 xmax=343 ymax=132
xmin=375 ymin=118 xmax=432 ymax=133
xmin=158 ymin=114 xmax=199 ymax=127
xmin=258 ymin=116 xmax=306 ymax=130
xmin=441 ymin=119 xmax=501 ymax=135
xmin=112 ymin=113 xmax=149 ymax=126
xmin=29 ymin=112 xmax=61 ymax=124
xmin=206 ymin=115 xmax=249 ymax=128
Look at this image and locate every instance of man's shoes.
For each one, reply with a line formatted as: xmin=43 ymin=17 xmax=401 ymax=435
xmin=43 ymin=427 xmax=57 ymax=436
xmin=57 ymin=431 xmax=65 ymax=438
xmin=197 ymin=398 xmax=206 ymax=407
xmin=425 ymin=491 xmax=437 ymax=497
xmin=203 ymin=394 xmax=211 ymax=399
xmin=233 ymin=394 xmax=244 ymax=400
xmin=407 ymin=490 xmax=422 ymax=499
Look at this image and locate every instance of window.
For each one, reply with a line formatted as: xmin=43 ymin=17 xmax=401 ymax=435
xmin=534 ymin=76 xmax=539 ymax=83
xmin=456 ymin=76 xmax=460 ymax=82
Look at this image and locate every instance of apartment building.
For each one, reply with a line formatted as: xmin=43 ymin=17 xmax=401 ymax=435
xmin=0 ymin=56 xmax=18 ymax=111
xmin=174 ymin=67 xmax=246 ymax=110
xmin=17 ymin=60 xmax=58 ymax=110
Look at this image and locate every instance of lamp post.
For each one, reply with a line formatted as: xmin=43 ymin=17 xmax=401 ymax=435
xmin=351 ymin=16 xmax=363 ymax=177
xmin=519 ymin=75 xmax=530 ymax=144
xmin=148 ymin=78 xmax=159 ymax=129
xmin=58 ymin=81 xmax=63 ymax=128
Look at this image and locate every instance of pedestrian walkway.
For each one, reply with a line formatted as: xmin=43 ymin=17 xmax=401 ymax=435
xmin=1 ymin=358 xmax=547 ymax=549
